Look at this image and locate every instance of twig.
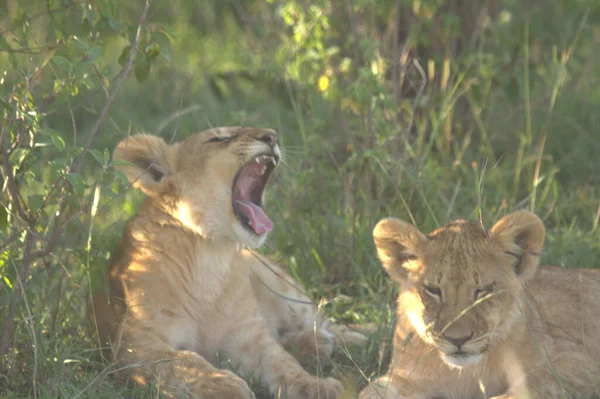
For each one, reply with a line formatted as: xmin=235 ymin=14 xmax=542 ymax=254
xmin=156 ymin=104 xmax=202 ymax=135
xmin=0 ymin=143 xmax=34 ymax=225
xmin=0 ymin=43 xmax=62 ymax=54
xmin=347 ymin=0 xmax=363 ymax=69
xmin=73 ymin=0 xmax=152 ymax=172
xmin=405 ymin=58 xmax=427 ymax=136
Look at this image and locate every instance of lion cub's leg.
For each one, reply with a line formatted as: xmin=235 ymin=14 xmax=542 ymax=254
xmin=113 ymin=331 xmax=254 ymax=399
xmin=247 ymin=251 xmax=366 ymax=365
xmin=221 ymin=316 xmax=343 ymax=399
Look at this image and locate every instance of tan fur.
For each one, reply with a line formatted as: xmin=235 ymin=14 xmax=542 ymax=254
xmin=360 ymin=211 xmax=600 ymax=399
xmin=88 ymin=127 xmax=365 ymax=399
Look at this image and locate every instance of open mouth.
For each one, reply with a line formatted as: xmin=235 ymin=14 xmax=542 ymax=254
xmin=232 ymin=153 xmax=279 ymax=235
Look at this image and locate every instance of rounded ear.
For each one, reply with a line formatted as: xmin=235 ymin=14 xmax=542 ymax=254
xmin=490 ymin=211 xmax=545 ymax=281
xmin=373 ymin=218 xmax=427 ymax=281
xmin=113 ymin=134 xmax=172 ymax=197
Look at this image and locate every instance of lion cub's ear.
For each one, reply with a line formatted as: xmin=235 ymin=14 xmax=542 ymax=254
xmin=490 ymin=211 xmax=545 ymax=281
xmin=113 ymin=134 xmax=172 ymax=197
xmin=373 ymin=218 xmax=427 ymax=281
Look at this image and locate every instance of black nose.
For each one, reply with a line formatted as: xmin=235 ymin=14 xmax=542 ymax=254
xmin=443 ymin=332 xmax=473 ymax=348
xmin=257 ymin=131 xmax=278 ymax=148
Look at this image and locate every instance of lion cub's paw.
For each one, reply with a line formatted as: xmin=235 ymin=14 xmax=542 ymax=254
xmin=198 ymin=369 xmax=255 ymax=399
xmin=358 ymin=376 xmax=400 ymax=399
xmin=283 ymin=328 xmax=337 ymax=366
xmin=286 ymin=376 xmax=343 ymax=399
xmin=310 ymin=328 xmax=336 ymax=359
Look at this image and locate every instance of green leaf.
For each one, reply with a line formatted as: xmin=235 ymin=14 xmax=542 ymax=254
xmin=27 ymin=195 xmax=44 ymax=212
xmin=3 ymin=276 xmax=11 ymax=289
xmin=87 ymin=46 xmax=102 ymax=62
xmin=134 ymin=53 xmax=150 ymax=82
xmin=50 ymin=134 xmax=66 ymax=152
xmin=118 ymin=45 xmax=131 ymax=66
xmin=9 ymin=53 xmax=17 ymax=69
xmin=52 ymin=55 xmax=71 ymax=71
xmin=89 ymin=149 xmax=104 ymax=165
xmin=103 ymin=148 xmax=110 ymax=165
xmin=151 ymin=31 xmax=171 ymax=62
xmin=111 ymin=159 xmax=134 ymax=167
xmin=9 ymin=148 xmax=30 ymax=167
xmin=66 ymin=173 xmax=85 ymax=197
xmin=113 ymin=170 xmax=128 ymax=184
xmin=0 ymin=35 xmax=11 ymax=51
xmin=0 ymin=204 xmax=7 ymax=229
xmin=108 ymin=17 xmax=124 ymax=33
xmin=73 ymin=60 xmax=91 ymax=81
xmin=71 ymin=36 xmax=90 ymax=51
xmin=146 ymin=42 xmax=160 ymax=60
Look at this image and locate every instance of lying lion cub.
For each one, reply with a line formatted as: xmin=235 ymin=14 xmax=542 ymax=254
xmin=360 ymin=211 xmax=600 ymax=399
xmin=89 ymin=127 xmax=363 ymax=399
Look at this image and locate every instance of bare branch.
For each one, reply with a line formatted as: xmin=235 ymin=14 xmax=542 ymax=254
xmin=0 ymin=143 xmax=34 ymax=225
xmin=0 ymin=42 xmax=62 ymax=54
xmin=405 ymin=58 xmax=427 ymax=136
xmin=347 ymin=0 xmax=363 ymax=69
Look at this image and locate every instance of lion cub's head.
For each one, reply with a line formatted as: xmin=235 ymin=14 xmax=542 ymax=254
xmin=374 ymin=211 xmax=545 ymax=369
xmin=113 ymin=127 xmax=281 ymax=248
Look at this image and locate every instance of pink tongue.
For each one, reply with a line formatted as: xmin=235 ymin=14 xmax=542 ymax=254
xmin=235 ymin=200 xmax=273 ymax=235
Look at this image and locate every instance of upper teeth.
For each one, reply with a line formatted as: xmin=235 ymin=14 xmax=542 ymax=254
xmin=254 ymin=155 xmax=277 ymax=166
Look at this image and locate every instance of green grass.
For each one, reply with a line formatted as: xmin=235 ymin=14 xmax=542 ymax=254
xmin=1 ymin=0 xmax=599 ymax=397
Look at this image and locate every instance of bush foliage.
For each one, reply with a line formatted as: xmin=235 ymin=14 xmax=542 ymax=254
xmin=1 ymin=0 xmax=599 ymax=397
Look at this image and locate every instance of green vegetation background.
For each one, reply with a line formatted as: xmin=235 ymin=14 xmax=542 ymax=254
xmin=0 ymin=0 xmax=599 ymax=397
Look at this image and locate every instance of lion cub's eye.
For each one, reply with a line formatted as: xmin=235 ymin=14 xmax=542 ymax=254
xmin=423 ymin=284 xmax=442 ymax=299
xmin=474 ymin=284 xmax=494 ymax=300
xmin=206 ymin=136 xmax=231 ymax=143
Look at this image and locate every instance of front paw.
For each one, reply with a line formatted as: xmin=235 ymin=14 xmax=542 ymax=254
xmin=199 ymin=370 xmax=255 ymax=399
xmin=358 ymin=377 xmax=400 ymax=399
xmin=287 ymin=376 xmax=343 ymax=399
xmin=282 ymin=328 xmax=336 ymax=366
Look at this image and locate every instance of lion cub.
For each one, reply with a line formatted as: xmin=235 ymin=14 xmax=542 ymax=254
xmin=89 ymin=127 xmax=363 ymax=399
xmin=360 ymin=211 xmax=600 ymax=399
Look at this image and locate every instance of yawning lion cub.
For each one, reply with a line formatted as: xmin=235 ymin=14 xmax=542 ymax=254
xmin=89 ymin=127 xmax=363 ymax=398
xmin=360 ymin=211 xmax=600 ymax=399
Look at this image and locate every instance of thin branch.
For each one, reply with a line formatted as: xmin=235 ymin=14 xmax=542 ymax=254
xmin=0 ymin=143 xmax=34 ymax=225
xmin=0 ymin=42 xmax=62 ymax=54
xmin=405 ymin=58 xmax=427 ymax=136
xmin=0 ymin=2 xmax=79 ymax=37
xmin=347 ymin=0 xmax=363 ymax=69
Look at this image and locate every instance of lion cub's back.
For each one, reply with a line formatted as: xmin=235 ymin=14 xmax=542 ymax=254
xmin=528 ymin=265 xmax=600 ymax=356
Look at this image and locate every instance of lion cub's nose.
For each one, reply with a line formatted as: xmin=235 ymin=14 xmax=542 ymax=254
xmin=258 ymin=131 xmax=278 ymax=148
xmin=443 ymin=332 xmax=473 ymax=348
